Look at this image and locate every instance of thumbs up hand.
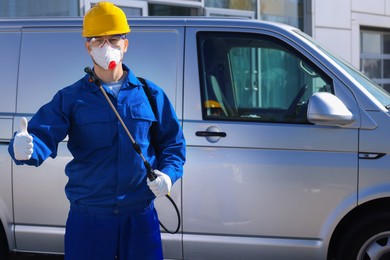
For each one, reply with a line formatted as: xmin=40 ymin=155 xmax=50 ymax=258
xmin=13 ymin=117 xmax=34 ymax=160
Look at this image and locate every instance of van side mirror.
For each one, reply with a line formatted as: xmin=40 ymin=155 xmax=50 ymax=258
xmin=307 ymin=92 xmax=355 ymax=126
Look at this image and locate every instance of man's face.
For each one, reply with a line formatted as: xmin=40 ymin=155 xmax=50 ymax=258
xmin=85 ymin=34 xmax=129 ymax=70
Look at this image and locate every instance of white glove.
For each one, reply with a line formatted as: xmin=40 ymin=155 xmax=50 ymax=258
xmin=13 ymin=117 xmax=34 ymax=161
xmin=147 ymin=170 xmax=172 ymax=198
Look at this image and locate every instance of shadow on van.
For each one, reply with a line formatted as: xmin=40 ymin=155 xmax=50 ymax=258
xmin=11 ymin=253 xmax=63 ymax=260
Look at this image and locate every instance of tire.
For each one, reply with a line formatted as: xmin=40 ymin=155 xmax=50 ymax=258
xmin=0 ymin=233 xmax=10 ymax=260
xmin=334 ymin=212 xmax=390 ymax=260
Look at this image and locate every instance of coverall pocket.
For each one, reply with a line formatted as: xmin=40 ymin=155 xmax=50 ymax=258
xmin=128 ymin=100 xmax=157 ymax=143
xmin=72 ymin=108 xmax=116 ymax=150
xmin=129 ymin=100 xmax=157 ymax=122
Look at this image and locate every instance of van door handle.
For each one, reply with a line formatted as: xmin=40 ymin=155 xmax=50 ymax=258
xmin=195 ymin=131 xmax=226 ymax=137
xmin=195 ymin=126 xmax=226 ymax=143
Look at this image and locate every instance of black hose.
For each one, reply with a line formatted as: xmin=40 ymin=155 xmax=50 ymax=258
xmin=161 ymin=194 xmax=181 ymax=234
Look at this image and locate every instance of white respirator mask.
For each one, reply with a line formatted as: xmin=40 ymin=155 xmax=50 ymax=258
xmin=90 ymin=44 xmax=123 ymax=71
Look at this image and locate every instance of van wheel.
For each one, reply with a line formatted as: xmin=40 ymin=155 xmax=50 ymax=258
xmin=334 ymin=212 xmax=390 ymax=260
xmin=0 ymin=232 xmax=10 ymax=260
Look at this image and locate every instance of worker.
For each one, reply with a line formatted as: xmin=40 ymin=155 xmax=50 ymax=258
xmin=8 ymin=2 xmax=186 ymax=260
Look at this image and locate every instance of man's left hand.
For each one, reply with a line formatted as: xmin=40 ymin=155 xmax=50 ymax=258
xmin=147 ymin=170 xmax=172 ymax=197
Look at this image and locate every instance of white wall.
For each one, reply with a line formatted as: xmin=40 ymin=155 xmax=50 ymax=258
xmin=312 ymin=0 xmax=390 ymax=69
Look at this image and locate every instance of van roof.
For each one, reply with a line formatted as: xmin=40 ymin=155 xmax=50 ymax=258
xmin=0 ymin=16 xmax=298 ymax=33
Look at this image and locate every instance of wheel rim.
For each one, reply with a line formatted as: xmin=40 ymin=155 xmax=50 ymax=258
xmin=357 ymin=231 xmax=390 ymax=260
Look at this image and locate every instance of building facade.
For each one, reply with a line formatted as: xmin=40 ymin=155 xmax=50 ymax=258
xmin=1 ymin=0 xmax=390 ymax=92
xmin=312 ymin=0 xmax=390 ymax=92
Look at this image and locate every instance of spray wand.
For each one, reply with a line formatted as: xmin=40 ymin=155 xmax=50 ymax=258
xmin=84 ymin=67 xmax=180 ymax=234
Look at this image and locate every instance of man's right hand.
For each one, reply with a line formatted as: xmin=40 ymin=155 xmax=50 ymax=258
xmin=13 ymin=117 xmax=34 ymax=160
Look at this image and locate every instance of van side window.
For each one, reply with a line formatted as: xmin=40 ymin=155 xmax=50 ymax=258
xmin=198 ymin=32 xmax=333 ymax=123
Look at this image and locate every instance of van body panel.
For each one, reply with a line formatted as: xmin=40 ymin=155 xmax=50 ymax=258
xmin=183 ymin=233 xmax=323 ymax=260
xmin=125 ymin=27 xmax=185 ymax=114
xmin=359 ymin=112 xmax=390 ymax=154
xmin=14 ymin=226 xmax=64 ymax=253
xmin=0 ymin=143 xmax=14 ymax=250
xmin=1 ymin=17 xmax=390 ymax=259
xmin=0 ymin=31 xmax=20 ymax=114
xmin=13 ymin=140 xmax=70 ymax=226
xmin=358 ymin=111 xmax=390 ymax=204
xmin=0 ymin=118 xmax=13 ymax=140
xmin=17 ymin=30 xmax=89 ymax=114
xmin=182 ymin=26 xmax=358 ymax=258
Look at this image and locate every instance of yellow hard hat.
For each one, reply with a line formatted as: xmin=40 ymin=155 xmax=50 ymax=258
xmin=204 ymin=100 xmax=221 ymax=109
xmin=82 ymin=2 xmax=131 ymax=37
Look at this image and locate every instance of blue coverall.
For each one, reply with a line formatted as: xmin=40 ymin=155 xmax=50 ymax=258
xmin=8 ymin=64 xmax=186 ymax=259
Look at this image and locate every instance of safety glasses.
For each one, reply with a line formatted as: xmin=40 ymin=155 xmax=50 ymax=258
xmin=87 ymin=34 xmax=126 ymax=48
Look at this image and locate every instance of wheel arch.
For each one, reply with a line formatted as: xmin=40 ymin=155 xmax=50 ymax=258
xmin=327 ymin=197 xmax=390 ymax=259
xmin=0 ymin=217 xmax=11 ymax=258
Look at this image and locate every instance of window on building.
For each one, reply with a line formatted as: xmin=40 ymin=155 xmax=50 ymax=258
xmin=361 ymin=29 xmax=390 ymax=92
xmin=205 ymin=0 xmax=256 ymax=19
xmin=0 ymin=0 xmax=79 ymax=17
xmin=205 ymin=0 xmax=255 ymax=11
xmin=205 ymin=0 xmax=307 ymax=32
xmin=148 ymin=3 xmax=200 ymax=16
xmin=1 ymin=0 xmax=310 ymax=35
xmin=259 ymin=0 xmax=304 ymax=31
xmin=85 ymin=0 xmax=147 ymax=16
xmin=204 ymin=8 xmax=255 ymax=18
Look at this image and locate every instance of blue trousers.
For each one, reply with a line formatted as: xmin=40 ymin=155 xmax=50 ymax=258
xmin=64 ymin=202 xmax=163 ymax=260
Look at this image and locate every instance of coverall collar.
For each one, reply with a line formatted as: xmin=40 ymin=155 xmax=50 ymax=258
xmin=83 ymin=64 xmax=142 ymax=93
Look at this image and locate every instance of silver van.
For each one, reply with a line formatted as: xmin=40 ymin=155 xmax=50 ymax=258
xmin=1 ymin=17 xmax=390 ymax=260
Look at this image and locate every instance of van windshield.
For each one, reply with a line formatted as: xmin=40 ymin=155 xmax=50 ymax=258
xmin=294 ymin=30 xmax=390 ymax=110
